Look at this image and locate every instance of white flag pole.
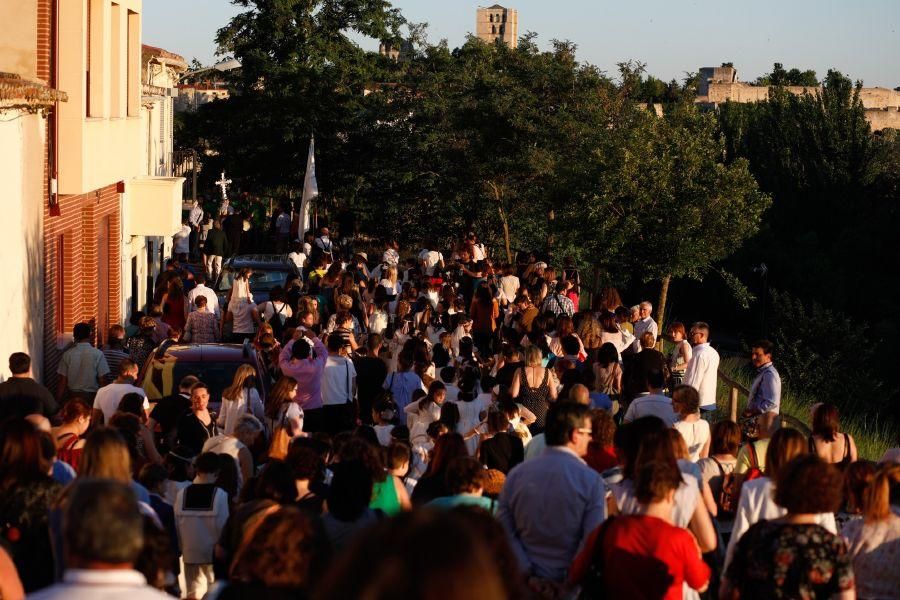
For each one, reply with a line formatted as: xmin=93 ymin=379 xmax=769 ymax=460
xmin=300 ymin=135 xmax=318 ymax=238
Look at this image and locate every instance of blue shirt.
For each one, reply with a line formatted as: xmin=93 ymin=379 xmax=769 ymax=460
xmin=57 ymin=343 xmax=110 ymax=393
xmin=747 ymin=362 xmax=781 ymax=414
xmin=497 ymin=446 xmax=607 ymax=581
xmin=589 ymin=392 xmax=612 ymax=411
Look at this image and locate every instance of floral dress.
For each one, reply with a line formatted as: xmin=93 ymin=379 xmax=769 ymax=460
xmin=726 ymin=521 xmax=855 ymax=599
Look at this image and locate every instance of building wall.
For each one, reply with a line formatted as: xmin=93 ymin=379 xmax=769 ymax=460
xmin=43 ymin=184 xmax=122 ymax=382
xmin=866 ymin=108 xmax=900 ymax=132
xmin=476 ymin=6 xmax=519 ymax=48
xmin=0 ymin=0 xmax=39 ymax=80
xmin=0 ymin=113 xmax=46 ymax=381
xmin=703 ymin=82 xmax=900 ymax=132
xmin=56 ymin=0 xmax=143 ymax=195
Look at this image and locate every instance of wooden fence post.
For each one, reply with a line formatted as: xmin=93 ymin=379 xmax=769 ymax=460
xmin=729 ymin=386 xmax=739 ymax=423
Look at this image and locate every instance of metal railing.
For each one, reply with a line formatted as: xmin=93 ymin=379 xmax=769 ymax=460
xmin=171 ymin=149 xmax=199 ymax=202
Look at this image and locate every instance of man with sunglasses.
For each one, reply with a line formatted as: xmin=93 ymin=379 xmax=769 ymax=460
xmin=497 ymin=402 xmax=607 ymax=587
xmin=683 ymin=321 xmax=721 ymax=418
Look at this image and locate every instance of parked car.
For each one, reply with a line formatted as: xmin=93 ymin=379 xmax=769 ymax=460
xmin=139 ymin=341 xmax=272 ymax=413
xmin=214 ymin=254 xmax=301 ymax=309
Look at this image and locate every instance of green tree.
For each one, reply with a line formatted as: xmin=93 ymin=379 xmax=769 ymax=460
xmin=178 ymin=0 xmax=406 ymax=203
xmin=755 ymin=62 xmax=818 ymax=86
xmin=568 ymin=99 xmax=770 ymax=327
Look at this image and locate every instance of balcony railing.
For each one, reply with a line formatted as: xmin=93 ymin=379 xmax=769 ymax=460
xmin=171 ymin=149 xmax=199 ymax=203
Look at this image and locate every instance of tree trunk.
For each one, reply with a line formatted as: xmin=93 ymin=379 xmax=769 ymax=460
xmin=657 ymin=274 xmax=671 ymax=338
xmin=489 ymin=181 xmax=513 ymax=264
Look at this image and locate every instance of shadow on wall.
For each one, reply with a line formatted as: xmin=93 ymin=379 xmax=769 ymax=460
xmin=24 ymin=211 xmax=44 ymax=382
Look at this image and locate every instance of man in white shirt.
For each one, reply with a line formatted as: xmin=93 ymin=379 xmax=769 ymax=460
xmin=92 ymin=360 xmax=148 ymax=424
xmin=321 ymin=335 xmax=357 ymax=434
xmin=417 ymin=245 xmax=444 ymax=276
xmin=631 ymin=301 xmax=658 ymax=353
xmin=683 ymin=321 xmax=721 ymax=417
xmin=172 ymin=219 xmax=191 ymax=263
xmin=28 ymin=479 xmax=171 ymax=600
xmin=187 ymin=273 xmax=220 ymax=317
xmin=623 ymin=369 xmax=677 ymax=425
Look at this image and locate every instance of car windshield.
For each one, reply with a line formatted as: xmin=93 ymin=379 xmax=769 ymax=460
xmin=141 ymin=358 xmax=261 ymax=403
xmin=218 ymin=268 xmax=289 ymax=292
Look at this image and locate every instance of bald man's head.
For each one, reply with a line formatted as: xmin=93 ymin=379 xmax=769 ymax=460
xmin=569 ymin=384 xmax=590 ymax=406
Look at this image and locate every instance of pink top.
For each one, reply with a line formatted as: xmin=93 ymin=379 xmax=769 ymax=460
xmin=279 ymin=337 xmax=327 ymax=410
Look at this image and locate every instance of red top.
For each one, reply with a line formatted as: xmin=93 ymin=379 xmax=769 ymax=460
xmin=570 ymin=515 xmax=710 ymax=600
xmin=585 ymin=443 xmax=618 ymax=474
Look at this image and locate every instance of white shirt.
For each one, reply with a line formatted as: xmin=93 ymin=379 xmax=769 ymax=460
xmin=288 ymin=251 xmax=306 ymax=272
xmin=382 ymin=247 xmax=400 ymax=266
xmin=189 ymin=205 xmax=204 ymax=227
xmin=93 ymin=382 xmax=148 ymax=423
xmin=683 ymin=342 xmax=720 ymax=409
xmin=623 ymin=393 xmax=677 ymax=425
xmin=187 ymin=284 xmax=220 ymax=317
xmin=612 ymin=471 xmax=700 ymax=528
xmin=499 ymin=275 xmax=520 ymax=303
xmin=449 ymin=393 xmax=493 ymax=455
xmin=173 ymin=225 xmax=191 ymax=254
xmin=216 ymin=387 xmax=264 ymax=435
xmin=673 ymin=418 xmax=710 ymax=462
xmin=28 ymin=569 xmax=172 ymax=600
xmin=258 ymin=300 xmax=293 ymax=323
xmin=631 ymin=316 xmax=658 ymax=352
xmin=175 ymin=480 xmax=230 ymax=564
xmin=725 ymin=477 xmax=837 ymax=571
xmin=230 ymin=299 xmax=257 ymax=334
xmin=321 ymin=355 xmax=356 ymax=406
xmin=417 ymin=249 xmax=444 ymax=275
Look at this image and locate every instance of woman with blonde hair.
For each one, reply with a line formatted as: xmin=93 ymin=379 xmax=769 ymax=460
xmin=217 ymin=365 xmax=265 ymax=436
xmin=380 ymin=265 xmax=399 ymax=297
xmin=78 ymin=427 xmax=134 ymax=483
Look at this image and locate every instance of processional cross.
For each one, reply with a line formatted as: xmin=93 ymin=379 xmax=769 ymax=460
xmin=216 ymin=171 xmax=232 ymax=200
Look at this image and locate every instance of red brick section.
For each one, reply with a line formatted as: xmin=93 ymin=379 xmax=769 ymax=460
xmin=43 ymin=185 xmax=122 ymax=388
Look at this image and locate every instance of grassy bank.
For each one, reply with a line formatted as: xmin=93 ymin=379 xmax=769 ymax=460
xmin=715 ymin=357 xmax=896 ymax=461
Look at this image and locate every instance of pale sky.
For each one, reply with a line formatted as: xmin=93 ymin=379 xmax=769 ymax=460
xmin=143 ymin=0 xmax=900 ymax=87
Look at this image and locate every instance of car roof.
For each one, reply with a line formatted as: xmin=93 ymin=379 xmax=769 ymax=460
xmin=224 ymin=254 xmax=297 ymax=271
xmin=156 ymin=343 xmax=257 ymax=362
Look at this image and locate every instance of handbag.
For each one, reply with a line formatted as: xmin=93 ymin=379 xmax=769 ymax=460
xmin=267 ymin=410 xmax=291 ymax=460
xmin=577 ymin=516 xmax=616 ymax=600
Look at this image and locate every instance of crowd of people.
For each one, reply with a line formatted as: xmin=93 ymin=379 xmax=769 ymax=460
xmin=0 ymin=225 xmax=898 ymax=600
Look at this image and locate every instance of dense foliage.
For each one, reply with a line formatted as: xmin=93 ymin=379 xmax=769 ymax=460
xmin=177 ymin=2 xmax=899 ymax=416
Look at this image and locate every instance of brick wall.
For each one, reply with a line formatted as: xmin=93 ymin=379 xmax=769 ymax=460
xmin=43 ymin=184 xmax=122 ymax=387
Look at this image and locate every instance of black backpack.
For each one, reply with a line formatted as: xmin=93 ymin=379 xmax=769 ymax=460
xmin=264 ymin=302 xmax=288 ymax=342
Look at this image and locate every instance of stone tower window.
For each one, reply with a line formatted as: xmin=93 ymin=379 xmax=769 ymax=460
xmin=492 ymin=25 xmax=496 ymax=34
xmin=489 ymin=14 xmax=494 ymax=23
